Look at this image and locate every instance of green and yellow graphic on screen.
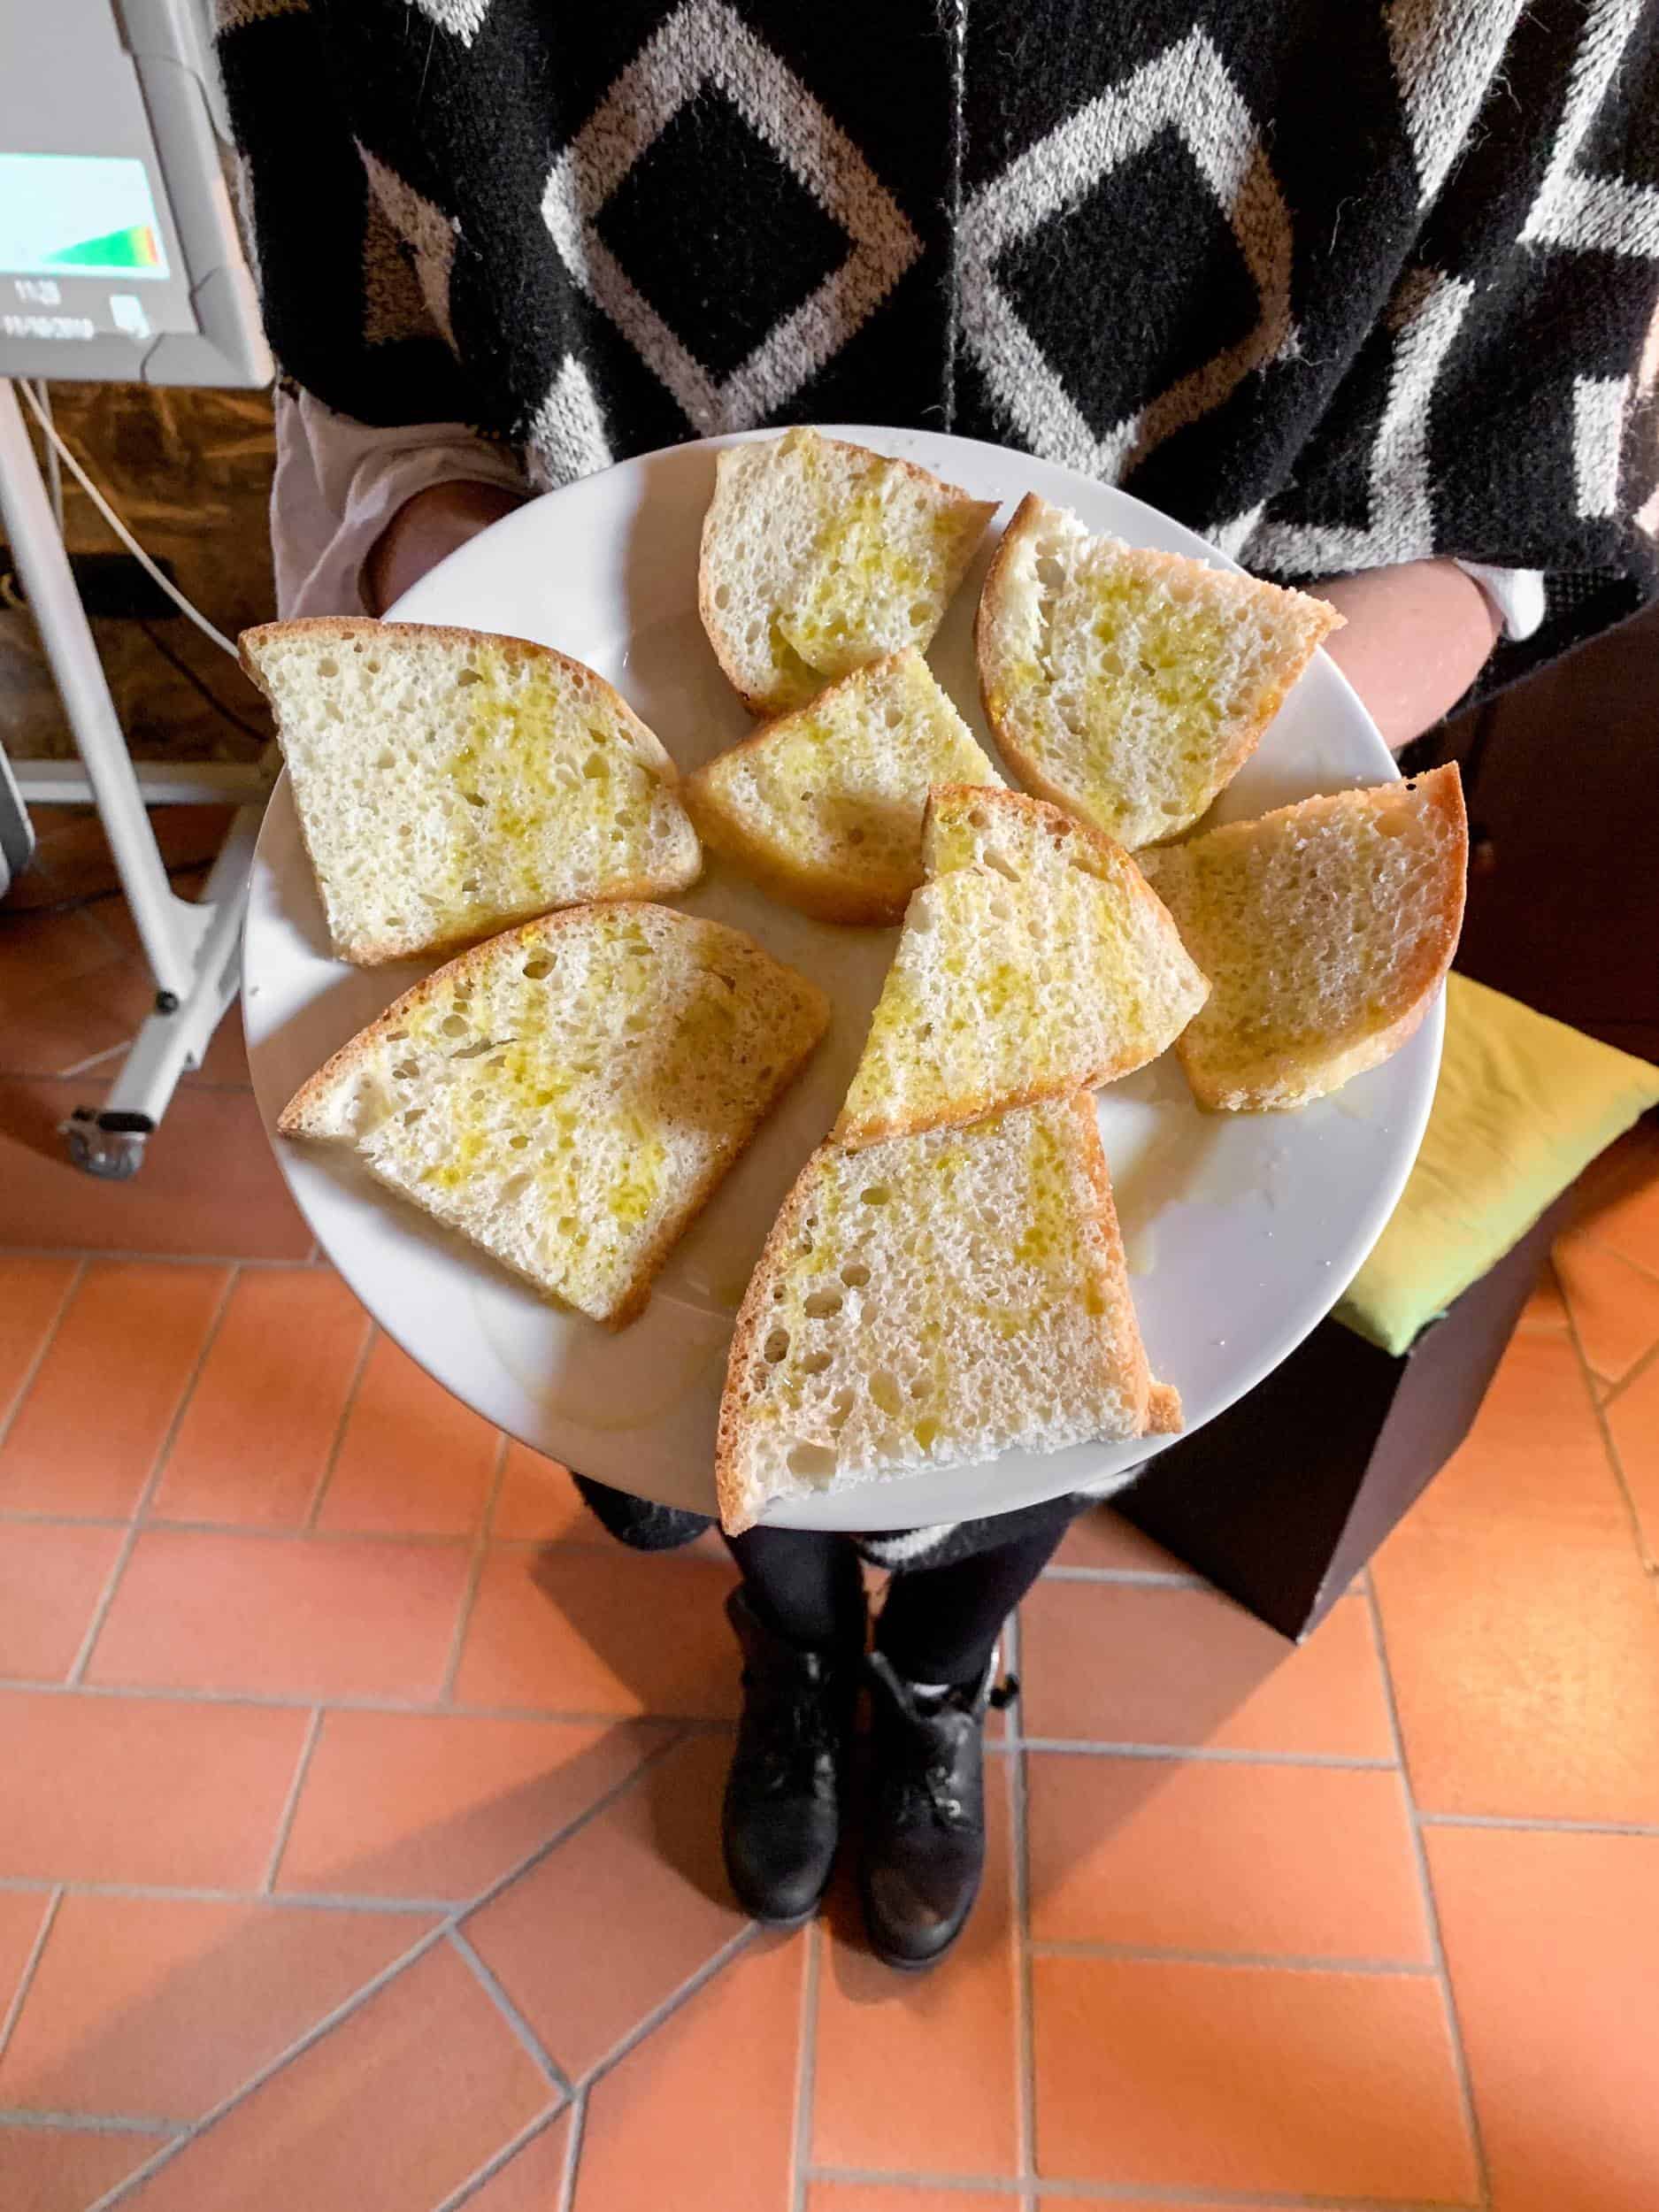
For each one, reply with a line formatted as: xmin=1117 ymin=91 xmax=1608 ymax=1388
xmin=0 ymin=153 xmax=170 ymax=279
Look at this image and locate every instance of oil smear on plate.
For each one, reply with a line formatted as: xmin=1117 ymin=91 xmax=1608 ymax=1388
xmin=1099 ymin=1056 xmax=1292 ymax=1278
xmin=473 ymin=1284 xmax=730 ymax=1434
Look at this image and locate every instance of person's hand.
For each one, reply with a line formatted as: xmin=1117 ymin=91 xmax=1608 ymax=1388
xmin=364 ymin=479 xmax=526 ymax=616
xmin=1308 ymin=559 xmax=1501 ymax=750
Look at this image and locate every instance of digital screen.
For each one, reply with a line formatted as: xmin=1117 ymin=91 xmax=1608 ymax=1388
xmin=0 ymin=151 xmax=170 ymax=279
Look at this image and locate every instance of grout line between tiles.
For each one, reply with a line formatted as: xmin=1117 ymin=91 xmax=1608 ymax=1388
xmin=1570 ymin=1222 xmax=1659 ymax=1294
xmin=0 ymin=1510 xmax=132 ymax=1529
xmin=1560 ymin=1286 xmax=1657 ymax=1577
xmin=1040 ymin=1566 xmax=1204 ymax=1586
xmin=0 ymin=1886 xmax=61 ymax=2066
xmin=0 ymin=1876 xmax=451 ymax=1913
xmin=0 ymin=1509 xmax=718 ymax=1552
xmin=787 ymin=1912 xmax=821 ymax=2212
xmin=85 ymin=1918 xmax=449 ymax=2212
xmin=73 ymin=888 xmax=138 ymax=969
xmin=557 ymin=2090 xmax=588 ymax=2212
xmin=0 ymin=1674 xmax=738 ymax=1728
xmin=430 ymin=2100 xmax=569 ymax=2212
xmin=1362 ymin=1582 xmax=1493 ymax=2212
xmin=88 ymin=1730 xmax=690 ymax=2210
xmin=1003 ymin=1609 xmax=1037 ymax=2212
xmin=0 ymin=1256 xmax=84 ymax=1452
xmin=807 ymin=2169 xmax=1481 ymax=2208
xmin=805 ymin=2166 xmax=1019 ymax=2196
xmin=440 ymin=1433 xmax=510 ymax=1702
xmin=1418 ymin=1810 xmax=1659 ymax=1838
xmin=144 ymin=1265 xmax=236 ymax=1510
xmin=1016 ymin=1739 xmax=1395 ymax=1769
xmin=65 ymin=1264 xmax=240 ymax=1687
xmin=577 ymin=1921 xmax=759 ymax=2093
xmin=302 ymin=1323 xmax=376 ymax=1532
xmin=1600 ymin=1332 xmax=1659 ymax=1409
xmin=1028 ymin=1940 xmax=1438 ymax=1975
xmin=0 ymin=1725 xmax=689 ymax=1913
xmin=3 ymin=1516 xmax=491 ymax=1546
xmin=0 ymin=2106 xmax=180 ymax=2135
xmin=451 ymin=1725 xmax=691 ymax=1929
xmin=1029 ymin=2187 xmax=1482 ymax=2209
xmin=0 ymin=1248 xmax=311 ymax=1271
xmin=448 ymin=1925 xmax=573 ymax=2096
xmin=259 ymin=1709 xmax=323 ymax=1893
xmin=53 ymin=1041 xmax=132 ymax=1083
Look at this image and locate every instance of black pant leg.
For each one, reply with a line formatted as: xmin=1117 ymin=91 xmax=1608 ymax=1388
xmin=723 ymin=1525 xmax=866 ymax=1651
xmin=873 ymin=1501 xmax=1074 ymax=1686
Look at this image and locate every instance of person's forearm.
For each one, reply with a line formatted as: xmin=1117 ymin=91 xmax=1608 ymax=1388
xmin=365 ymin=479 xmax=527 ymax=616
xmin=1307 ymin=559 xmax=1500 ymax=750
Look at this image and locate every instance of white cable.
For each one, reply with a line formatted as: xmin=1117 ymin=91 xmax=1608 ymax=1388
xmin=30 ymin=382 xmax=65 ymax=533
xmin=16 ymin=380 xmax=239 ymax=658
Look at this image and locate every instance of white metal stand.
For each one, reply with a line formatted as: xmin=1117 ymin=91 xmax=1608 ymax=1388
xmin=0 ymin=378 xmax=274 ymax=1177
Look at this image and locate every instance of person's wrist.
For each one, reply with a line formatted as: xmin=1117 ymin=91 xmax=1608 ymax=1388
xmin=1307 ymin=558 xmax=1499 ymax=750
xmin=364 ymin=479 xmax=526 ymax=616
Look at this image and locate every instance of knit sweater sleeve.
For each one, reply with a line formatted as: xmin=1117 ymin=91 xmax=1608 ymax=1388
xmin=212 ymin=0 xmax=479 ymax=433
xmin=1236 ymin=9 xmax=1659 ymax=691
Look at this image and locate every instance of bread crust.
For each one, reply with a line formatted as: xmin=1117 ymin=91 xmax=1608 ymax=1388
xmin=279 ymin=901 xmax=830 ymax=1328
xmin=1167 ymin=765 xmax=1468 ymax=1110
xmin=695 ymin=453 xmax=786 ymax=715
xmin=833 ymin=1065 xmax=1090 ymax=1151
xmin=974 ymin=495 xmax=1342 ymax=848
xmin=684 ymin=652 xmax=1000 ymax=927
xmin=714 ymin=1133 xmax=826 ymax=1532
xmin=925 ymin=781 xmax=1186 ymax=899
xmin=1062 ymin=1090 xmax=1156 ymax=1437
xmin=240 ymin=618 xmax=701 ymax=966
xmin=716 ymin=1093 xmax=1180 ymax=1533
xmin=685 ymin=791 xmax=914 ymax=927
xmin=831 ymin=798 xmax=1208 ymax=1148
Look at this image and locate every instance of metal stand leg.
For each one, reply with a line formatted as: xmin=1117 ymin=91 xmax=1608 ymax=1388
xmin=0 ymin=378 xmax=273 ymax=1179
xmin=0 ymin=743 xmax=35 ymax=895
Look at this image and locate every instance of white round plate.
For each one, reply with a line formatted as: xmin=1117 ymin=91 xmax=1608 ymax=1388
xmin=244 ymin=425 xmax=1440 ymax=1532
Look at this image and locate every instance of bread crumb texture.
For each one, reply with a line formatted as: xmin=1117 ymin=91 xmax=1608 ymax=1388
xmin=700 ymin=429 xmax=995 ymax=715
xmin=280 ymin=902 xmax=827 ymax=1325
xmin=833 ymin=786 xmax=1209 ymax=1145
xmin=686 ymin=649 xmax=1002 ymax=924
xmin=717 ymin=1096 xmax=1172 ymax=1532
xmin=242 ymin=618 xmax=699 ymax=964
xmin=977 ymin=495 xmax=1340 ymax=849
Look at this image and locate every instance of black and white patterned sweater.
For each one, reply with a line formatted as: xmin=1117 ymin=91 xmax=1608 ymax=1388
xmin=219 ymin=0 xmax=1659 ymax=682
xmin=218 ymin=0 xmax=1659 ymax=1564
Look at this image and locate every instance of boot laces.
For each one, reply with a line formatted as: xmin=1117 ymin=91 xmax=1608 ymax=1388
xmin=896 ymin=1673 xmax=1016 ymax=1825
xmin=749 ymin=1678 xmax=837 ymax=1790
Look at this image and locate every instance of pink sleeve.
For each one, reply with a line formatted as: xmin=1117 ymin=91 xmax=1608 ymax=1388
xmin=271 ymin=387 xmax=527 ymax=618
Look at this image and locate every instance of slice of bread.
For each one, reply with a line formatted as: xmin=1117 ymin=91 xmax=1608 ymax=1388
xmin=241 ymin=618 xmax=701 ymax=966
xmin=279 ymin=902 xmax=829 ymax=1326
xmin=832 ymin=786 xmax=1210 ymax=1148
xmin=684 ymin=649 xmax=1003 ymax=926
xmin=698 ymin=428 xmax=998 ymax=717
xmin=976 ymin=494 xmax=1342 ymax=849
xmin=715 ymin=1094 xmax=1180 ymax=1533
xmin=1140 ymin=765 xmax=1467 ymax=1111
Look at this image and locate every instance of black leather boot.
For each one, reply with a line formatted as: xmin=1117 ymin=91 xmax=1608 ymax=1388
xmin=721 ymin=1589 xmax=857 ymax=1927
xmin=860 ymin=1649 xmax=1003 ymax=1970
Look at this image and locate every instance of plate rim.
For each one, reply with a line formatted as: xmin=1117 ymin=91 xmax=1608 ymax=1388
xmin=242 ymin=421 xmax=1442 ymax=1531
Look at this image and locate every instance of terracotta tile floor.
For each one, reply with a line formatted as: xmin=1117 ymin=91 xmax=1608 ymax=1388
xmin=4 ymin=846 xmax=1659 ymax=2209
